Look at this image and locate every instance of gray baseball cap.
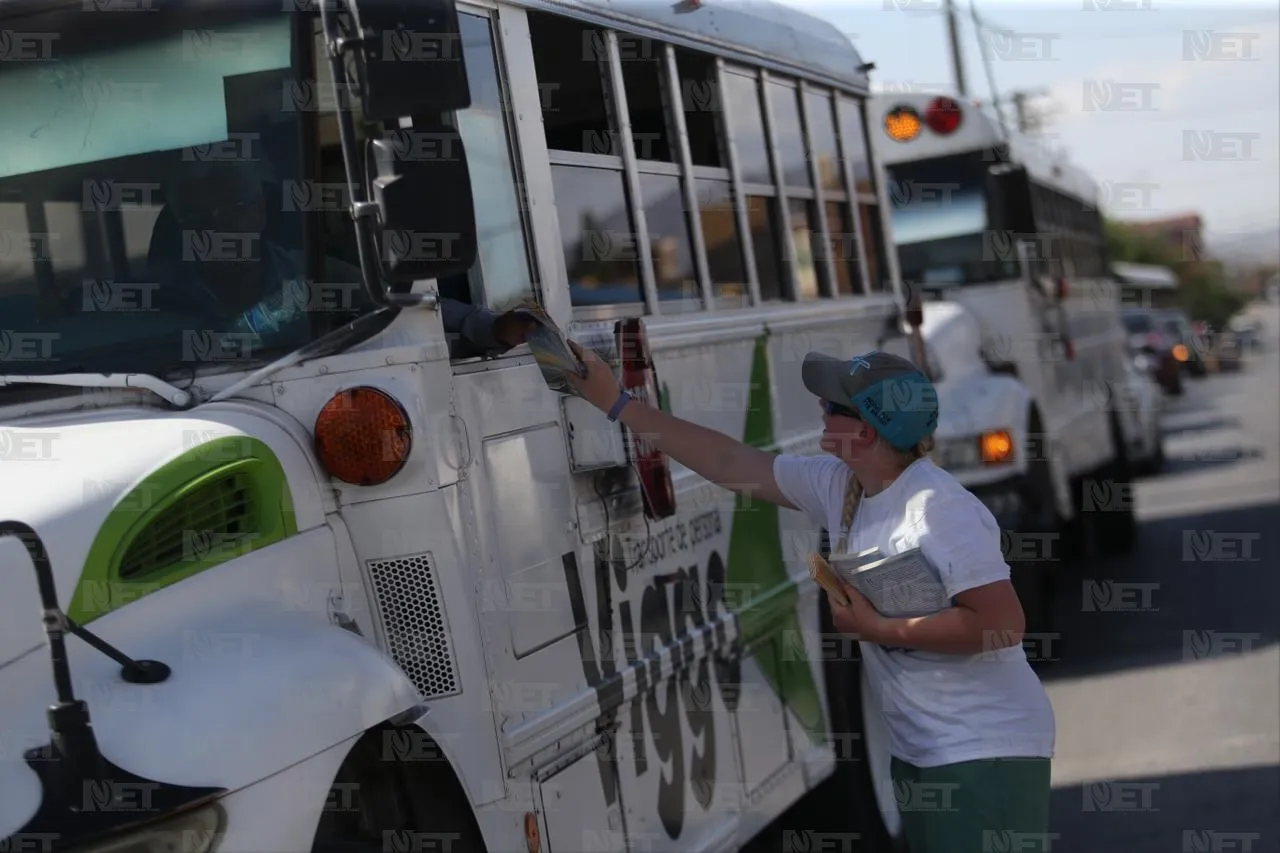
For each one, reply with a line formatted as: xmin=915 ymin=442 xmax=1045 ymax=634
xmin=802 ymin=350 xmax=939 ymax=451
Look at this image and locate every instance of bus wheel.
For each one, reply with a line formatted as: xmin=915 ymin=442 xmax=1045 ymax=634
xmin=1095 ymin=420 xmax=1138 ymax=556
xmin=311 ymin=725 xmax=488 ymax=853
xmin=1009 ymin=456 xmax=1059 ymax=641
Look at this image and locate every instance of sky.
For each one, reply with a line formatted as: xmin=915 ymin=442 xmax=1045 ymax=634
xmin=780 ymin=0 xmax=1280 ymax=264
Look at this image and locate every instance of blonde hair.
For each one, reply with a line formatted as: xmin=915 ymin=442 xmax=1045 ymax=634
xmin=834 ymin=434 xmax=935 ymax=553
xmin=891 ymin=434 xmax=936 ymax=468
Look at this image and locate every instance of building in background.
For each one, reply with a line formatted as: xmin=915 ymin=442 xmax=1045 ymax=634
xmin=1121 ymin=213 xmax=1206 ymax=264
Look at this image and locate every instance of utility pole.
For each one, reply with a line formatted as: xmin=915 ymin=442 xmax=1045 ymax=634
xmin=944 ymin=0 xmax=968 ymax=97
xmin=1011 ymin=91 xmax=1032 ymax=133
xmin=1007 ymin=88 xmax=1051 ymax=133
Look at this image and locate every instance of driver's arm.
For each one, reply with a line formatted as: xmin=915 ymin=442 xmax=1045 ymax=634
xmin=317 ymin=253 xmax=513 ymax=359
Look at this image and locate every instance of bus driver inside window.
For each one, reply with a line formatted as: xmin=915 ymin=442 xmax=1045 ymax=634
xmin=146 ymin=158 xmax=537 ymax=361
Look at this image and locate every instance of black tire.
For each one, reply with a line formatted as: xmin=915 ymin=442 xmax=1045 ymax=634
xmin=312 ymin=725 xmax=488 ymax=853
xmin=1094 ymin=418 xmax=1139 ymax=557
xmin=1008 ymin=456 xmax=1059 ymax=641
xmin=1140 ymin=431 xmax=1165 ymax=477
xmin=1166 ymin=372 xmax=1184 ymax=396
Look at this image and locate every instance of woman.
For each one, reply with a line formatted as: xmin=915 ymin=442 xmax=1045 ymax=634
xmin=566 ymin=342 xmax=1056 ymax=853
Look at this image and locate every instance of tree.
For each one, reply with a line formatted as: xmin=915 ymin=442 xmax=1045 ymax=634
xmin=1105 ymin=218 xmax=1245 ymax=330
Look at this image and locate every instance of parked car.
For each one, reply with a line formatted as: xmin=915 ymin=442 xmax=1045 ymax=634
xmin=1213 ymin=329 xmax=1244 ymax=372
xmin=1156 ymin=309 xmax=1210 ymax=377
xmin=1113 ymin=348 xmax=1167 ymax=475
xmin=1121 ymin=308 xmax=1184 ymax=395
xmin=1228 ymin=313 xmax=1264 ymax=353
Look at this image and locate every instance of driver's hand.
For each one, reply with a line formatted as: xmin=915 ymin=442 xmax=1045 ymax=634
xmin=493 ymin=311 xmax=539 ymax=348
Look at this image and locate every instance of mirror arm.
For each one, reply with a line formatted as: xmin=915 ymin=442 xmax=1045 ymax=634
xmin=320 ymin=0 xmax=393 ymax=309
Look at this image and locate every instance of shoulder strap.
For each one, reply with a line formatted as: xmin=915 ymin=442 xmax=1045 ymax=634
xmin=832 ymin=469 xmax=863 ymax=556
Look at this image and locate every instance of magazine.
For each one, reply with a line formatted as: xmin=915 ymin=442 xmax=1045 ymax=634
xmin=828 ymin=546 xmax=951 ymax=619
xmin=508 ymin=300 xmax=588 ymax=396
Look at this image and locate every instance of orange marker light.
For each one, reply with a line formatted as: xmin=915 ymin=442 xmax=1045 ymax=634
xmin=1172 ymin=344 xmax=1189 ymax=362
xmin=884 ymin=105 xmax=922 ymax=142
xmin=980 ymin=430 xmax=1015 ymax=464
xmin=524 ymin=812 xmax=541 ymax=853
xmin=314 ymin=387 xmax=412 ymax=486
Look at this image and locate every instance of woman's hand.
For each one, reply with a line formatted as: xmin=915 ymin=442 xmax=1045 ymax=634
xmin=566 ymin=340 xmax=625 ymax=412
xmin=829 ymin=582 xmax=889 ymax=643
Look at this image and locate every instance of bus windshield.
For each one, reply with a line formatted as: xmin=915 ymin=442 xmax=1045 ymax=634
xmin=0 ymin=15 xmax=370 ymax=381
xmin=885 ymin=151 xmax=1019 ymax=287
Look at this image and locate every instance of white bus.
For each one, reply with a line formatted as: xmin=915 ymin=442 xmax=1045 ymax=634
xmin=1 ymin=0 xmax=911 ymax=851
xmin=867 ymin=93 xmax=1153 ymax=631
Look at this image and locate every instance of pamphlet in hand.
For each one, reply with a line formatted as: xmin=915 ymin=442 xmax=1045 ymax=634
xmin=508 ymin=300 xmax=588 ymax=396
xmin=829 ymin=546 xmax=951 ymax=619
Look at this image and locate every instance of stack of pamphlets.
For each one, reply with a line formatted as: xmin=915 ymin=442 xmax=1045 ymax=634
xmin=827 ymin=546 xmax=951 ymax=619
xmin=507 ymin=300 xmax=588 ymax=396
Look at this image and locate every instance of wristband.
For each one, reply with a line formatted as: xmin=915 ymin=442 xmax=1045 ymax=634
xmin=606 ymin=390 xmax=632 ymax=422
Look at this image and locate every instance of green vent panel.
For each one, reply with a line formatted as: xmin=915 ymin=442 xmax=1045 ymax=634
xmin=68 ymin=436 xmax=298 ymax=624
xmin=118 ymin=471 xmax=259 ymax=580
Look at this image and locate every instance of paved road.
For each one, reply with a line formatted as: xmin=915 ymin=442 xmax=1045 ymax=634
xmin=746 ymin=302 xmax=1280 ymax=853
xmin=1041 ymin=304 xmax=1280 ymax=853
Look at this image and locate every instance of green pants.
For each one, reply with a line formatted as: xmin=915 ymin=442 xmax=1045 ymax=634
xmin=890 ymin=755 xmax=1052 ymax=853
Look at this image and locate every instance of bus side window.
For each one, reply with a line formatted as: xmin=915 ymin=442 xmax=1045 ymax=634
xmin=528 ymin=13 xmax=646 ymax=311
xmin=837 ymin=96 xmax=890 ymax=294
xmin=621 ymin=35 xmax=702 ymax=313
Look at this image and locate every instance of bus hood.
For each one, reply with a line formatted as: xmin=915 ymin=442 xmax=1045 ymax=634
xmin=918 ymin=299 xmax=986 ymax=380
xmin=0 ymin=404 xmax=326 ymax=672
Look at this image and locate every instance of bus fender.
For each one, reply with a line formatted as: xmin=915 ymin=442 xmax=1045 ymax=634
xmin=49 ymin=603 xmax=424 ymax=797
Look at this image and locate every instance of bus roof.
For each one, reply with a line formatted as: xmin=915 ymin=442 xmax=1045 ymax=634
xmin=510 ymin=0 xmax=871 ymax=94
xmin=1112 ymin=261 xmax=1178 ymax=289
xmin=866 ymin=92 xmax=1099 ymax=205
xmin=0 ymin=0 xmax=869 ymax=93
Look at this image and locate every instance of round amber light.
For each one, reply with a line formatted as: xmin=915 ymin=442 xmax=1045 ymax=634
xmin=314 ymin=387 xmax=412 ymax=486
xmin=884 ymin=105 xmax=923 ymax=142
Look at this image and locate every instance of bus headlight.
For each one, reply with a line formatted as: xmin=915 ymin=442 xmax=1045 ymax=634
xmin=73 ymin=803 xmax=225 ymax=853
xmin=934 ymin=437 xmax=981 ymax=471
xmin=935 ymin=430 xmax=1016 ymax=471
xmin=980 ymin=430 xmax=1015 ymax=464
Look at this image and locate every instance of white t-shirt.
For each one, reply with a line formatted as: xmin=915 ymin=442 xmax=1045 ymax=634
xmin=773 ymin=453 xmax=1056 ymax=768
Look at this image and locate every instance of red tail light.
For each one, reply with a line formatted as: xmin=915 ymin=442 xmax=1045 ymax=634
xmin=616 ymin=318 xmax=677 ymax=521
xmin=924 ymin=96 xmax=963 ymax=135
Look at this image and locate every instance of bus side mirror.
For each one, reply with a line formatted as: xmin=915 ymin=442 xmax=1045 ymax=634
xmin=346 ymin=0 xmax=471 ymax=122
xmin=367 ymin=128 xmax=478 ymax=284
xmin=986 ymin=163 xmax=1036 ymax=235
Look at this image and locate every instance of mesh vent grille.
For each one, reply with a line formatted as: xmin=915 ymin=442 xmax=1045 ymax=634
xmin=119 ymin=472 xmax=257 ymax=580
xmin=366 ymin=553 xmax=460 ymax=700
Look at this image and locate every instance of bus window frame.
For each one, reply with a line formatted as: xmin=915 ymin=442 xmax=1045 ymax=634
xmin=509 ymin=4 xmax=882 ymax=325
